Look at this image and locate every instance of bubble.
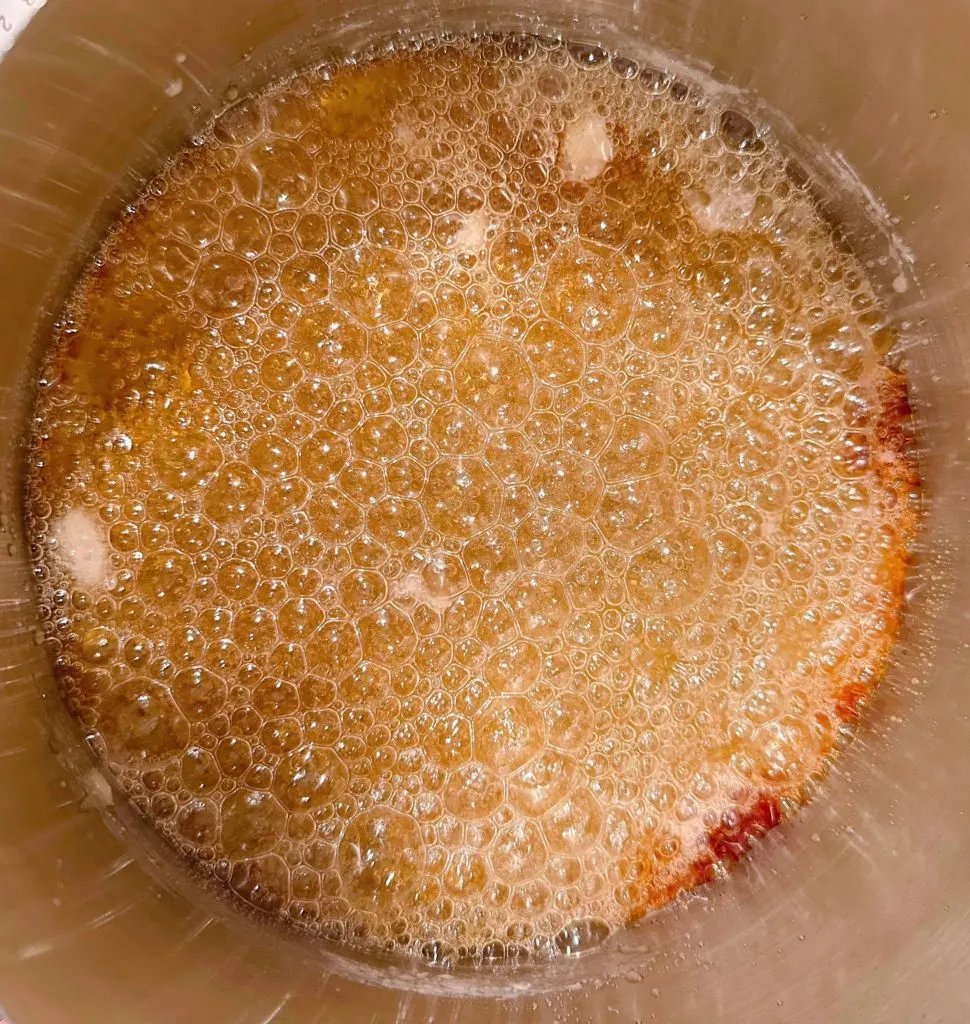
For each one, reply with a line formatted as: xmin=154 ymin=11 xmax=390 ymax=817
xmin=359 ymin=605 xmax=418 ymax=666
xmin=138 ymin=548 xmax=193 ymax=606
xmin=172 ymin=667 xmax=228 ymax=720
xmin=522 ymin=319 xmax=586 ymax=385
xmin=425 ymin=714 xmax=472 ymax=767
xmin=155 ymin=429 xmax=223 ymax=490
xmin=460 ymin=526 xmax=519 ymax=594
xmin=98 ymin=679 xmax=189 ymax=763
xmin=203 ymin=462 xmax=264 ymax=525
xmin=562 ymin=402 xmax=613 ymax=458
xmin=630 ymin=289 xmax=689 ymax=355
xmin=491 ymin=819 xmax=546 ymax=884
xmin=149 ymin=237 xmax=198 ymax=294
xmin=443 ymin=761 xmax=504 ymax=820
xmin=306 ymin=619 xmax=361 ymax=678
xmin=293 ymin=303 xmax=368 ymax=376
xmin=236 ymin=138 xmax=314 ymax=210
xmin=280 ymin=254 xmax=330 ymax=304
xmin=579 ymin=198 xmax=633 ymax=249
xmin=177 ymin=798 xmax=219 ymax=845
xmin=516 ymin=508 xmax=584 ymax=574
xmin=361 ymin=497 xmax=420 ymax=553
xmin=230 ymin=853 xmax=290 ymax=913
xmin=292 ymin=378 xmax=334 ymax=418
xmin=751 ymin=716 xmax=818 ymax=783
xmin=182 ymin=746 xmax=221 ymax=793
xmin=506 ymin=573 xmax=570 ymax=641
xmin=332 ymin=247 xmax=416 ymax=327
xmin=78 ymin=625 xmax=118 ymax=666
xmin=476 ymin=597 xmax=517 ymax=649
xmin=545 ymin=788 xmax=604 ymax=855
xmin=301 ymin=429 xmax=349 ymax=484
xmin=475 ymin=433 xmax=528 ymax=487
xmin=808 ymin=319 xmax=869 ymax=380
xmin=430 ymin=404 xmax=486 ymax=456
xmin=349 ymin=415 xmax=406 ymax=463
xmin=223 ymin=206 xmax=271 ymax=258
xmin=444 ymin=849 xmax=488 ymax=897
xmin=543 ymin=245 xmax=635 ymax=343
xmin=509 ymin=751 xmax=577 ymax=816
xmin=220 ymin=789 xmax=287 ymax=857
xmin=719 ymin=109 xmax=764 ymax=153
xmin=489 ymin=231 xmax=536 ymax=283
xmin=475 ymin=696 xmax=545 ymax=773
xmin=626 ymin=525 xmax=713 ymax=614
xmin=596 ymin=477 xmax=677 ymax=551
xmin=603 ymin=415 xmax=668 ymax=480
xmin=274 ymin=746 xmax=348 ymax=810
xmin=213 ymin=98 xmax=262 ymax=145
xmin=232 ymin=606 xmax=279 ymax=654
xmin=278 ymin=597 xmax=325 ymax=640
xmin=339 ymin=808 xmax=425 ymax=909
xmin=216 ymin=737 xmax=252 ymax=777
xmin=260 ymin=352 xmax=303 ymax=392
xmin=367 ymin=211 xmax=408 ymax=251
xmin=266 ymin=90 xmax=312 ymax=137
xmin=425 ymin=458 xmax=502 ymax=539
xmin=249 ymin=434 xmax=298 ymax=480
xmin=455 ymin=338 xmax=534 ymax=428
xmin=336 ymin=177 xmax=380 ymax=215
xmin=728 ymin=410 xmax=781 ymax=477
xmin=554 ymin=917 xmax=610 ymax=954
xmin=371 ymin=322 xmax=419 ymax=373
xmin=332 ymin=213 xmax=364 ymax=249
xmin=712 ymin=530 xmax=749 ymax=582
xmin=252 ymin=678 xmax=299 ymax=717
xmin=759 ymin=342 xmax=809 ymax=399
xmin=625 ymin=232 xmax=672 ymax=285
xmin=194 ymin=253 xmax=258 ymax=317
xmin=483 ymin=639 xmax=542 ymax=693
xmin=544 ymin=693 xmax=593 ymax=750
xmin=531 ymin=452 xmax=603 ymax=517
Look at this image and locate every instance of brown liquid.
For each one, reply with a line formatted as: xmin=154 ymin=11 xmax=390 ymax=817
xmin=26 ymin=35 xmax=917 ymax=962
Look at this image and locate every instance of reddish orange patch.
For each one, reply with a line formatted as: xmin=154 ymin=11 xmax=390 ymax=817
xmin=835 ymin=681 xmax=871 ymax=721
xmin=707 ymin=794 xmax=783 ymax=863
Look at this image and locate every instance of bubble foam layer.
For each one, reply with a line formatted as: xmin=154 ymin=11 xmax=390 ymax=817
xmin=26 ymin=33 xmax=918 ymax=965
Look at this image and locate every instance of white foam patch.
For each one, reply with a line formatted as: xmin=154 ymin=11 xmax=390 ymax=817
xmin=391 ymin=573 xmax=454 ymax=612
xmin=393 ymin=119 xmax=418 ymax=148
xmin=454 ymin=208 xmax=490 ymax=253
xmin=390 ymin=553 xmax=464 ymax=613
xmin=51 ymin=508 xmax=111 ymax=590
xmin=686 ymin=187 xmax=756 ymax=234
xmin=560 ymin=111 xmax=612 ymax=182
xmin=80 ymin=767 xmax=114 ymax=810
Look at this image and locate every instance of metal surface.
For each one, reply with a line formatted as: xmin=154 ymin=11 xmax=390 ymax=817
xmin=0 ymin=1 xmax=967 ymax=1021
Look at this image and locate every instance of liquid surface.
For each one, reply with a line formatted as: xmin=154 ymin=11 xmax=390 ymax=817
xmin=27 ymin=34 xmax=917 ymax=963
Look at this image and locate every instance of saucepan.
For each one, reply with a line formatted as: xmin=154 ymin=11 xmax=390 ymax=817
xmin=0 ymin=0 xmax=967 ymax=1021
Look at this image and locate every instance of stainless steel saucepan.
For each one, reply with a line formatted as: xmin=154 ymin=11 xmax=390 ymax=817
xmin=0 ymin=1 xmax=967 ymax=1021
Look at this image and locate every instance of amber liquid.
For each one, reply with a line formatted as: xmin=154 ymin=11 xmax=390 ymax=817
xmin=27 ymin=35 xmax=916 ymax=962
